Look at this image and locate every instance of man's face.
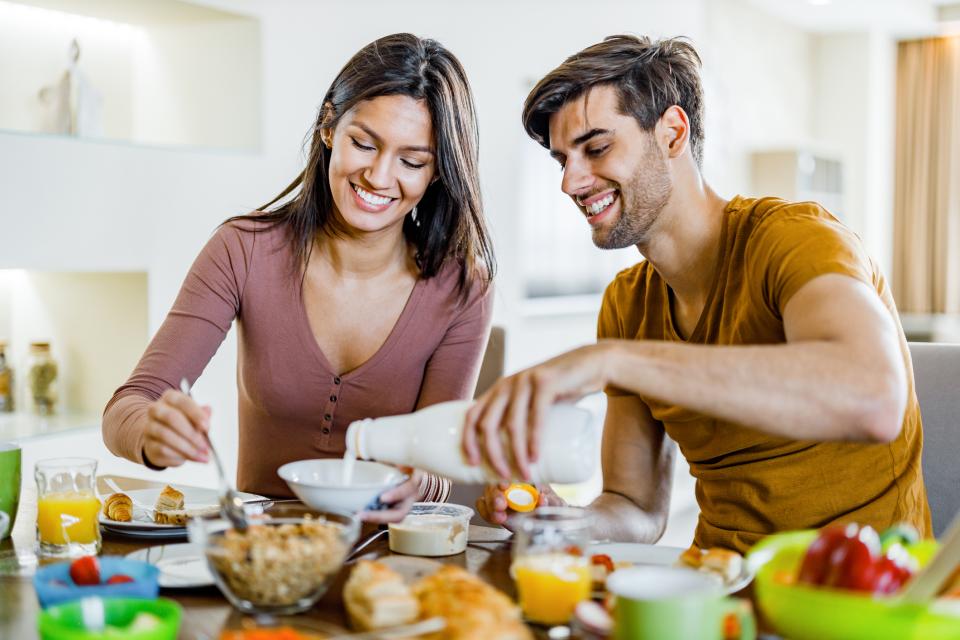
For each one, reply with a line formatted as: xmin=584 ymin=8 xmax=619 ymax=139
xmin=547 ymin=85 xmax=672 ymax=249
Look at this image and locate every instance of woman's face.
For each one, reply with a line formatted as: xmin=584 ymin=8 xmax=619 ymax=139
xmin=324 ymin=95 xmax=437 ymax=236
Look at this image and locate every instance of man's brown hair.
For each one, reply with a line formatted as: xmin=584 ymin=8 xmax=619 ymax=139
xmin=523 ymin=35 xmax=705 ymax=168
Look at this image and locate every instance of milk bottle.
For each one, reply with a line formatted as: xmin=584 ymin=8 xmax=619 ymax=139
xmin=345 ymin=400 xmax=597 ymax=484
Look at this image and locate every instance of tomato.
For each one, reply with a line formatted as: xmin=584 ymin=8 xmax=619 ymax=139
xmin=798 ymin=525 xmax=849 ymax=585
xmin=68 ymin=555 xmax=101 ymax=586
xmin=106 ymin=574 xmax=135 ymax=584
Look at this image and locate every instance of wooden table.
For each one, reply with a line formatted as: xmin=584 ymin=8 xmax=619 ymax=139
xmin=0 ymin=476 xmax=520 ymax=639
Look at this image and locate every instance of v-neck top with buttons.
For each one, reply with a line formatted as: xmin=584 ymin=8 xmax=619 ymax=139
xmin=103 ymin=219 xmax=493 ymax=496
xmin=597 ymin=196 xmax=930 ymax=554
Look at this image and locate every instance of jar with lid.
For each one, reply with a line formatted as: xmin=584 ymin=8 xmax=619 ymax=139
xmin=26 ymin=342 xmax=58 ymax=416
xmin=0 ymin=340 xmax=12 ymax=412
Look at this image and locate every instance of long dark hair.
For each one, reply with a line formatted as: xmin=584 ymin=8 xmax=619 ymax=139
xmin=523 ymin=35 xmax=705 ymax=168
xmin=228 ymin=33 xmax=495 ymax=293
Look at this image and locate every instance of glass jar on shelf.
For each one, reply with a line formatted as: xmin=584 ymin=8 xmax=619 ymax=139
xmin=26 ymin=341 xmax=58 ymax=416
xmin=0 ymin=340 xmax=13 ymax=412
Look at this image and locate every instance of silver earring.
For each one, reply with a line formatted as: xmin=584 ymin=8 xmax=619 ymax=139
xmin=411 ymin=206 xmax=420 ymax=227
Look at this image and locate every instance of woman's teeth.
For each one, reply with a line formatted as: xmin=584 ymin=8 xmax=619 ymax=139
xmin=587 ymin=193 xmax=615 ymax=216
xmin=354 ymin=184 xmax=393 ymax=206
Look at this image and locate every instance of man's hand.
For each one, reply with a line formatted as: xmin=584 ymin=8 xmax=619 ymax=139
xmin=462 ymin=343 xmax=611 ymax=481
xmin=475 ymin=483 xmax=566 ymax=529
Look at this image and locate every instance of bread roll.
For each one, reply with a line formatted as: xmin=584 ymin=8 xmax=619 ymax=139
xmin=104 ymin=493 xmax=133 ymax=522
xmin=344 ymin=560 xmax=419 ymax=630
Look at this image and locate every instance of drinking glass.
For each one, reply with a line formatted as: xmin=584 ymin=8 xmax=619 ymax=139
xmin=511 ymin=506 xmax=592 ymax=625
xmin=35 ymin=458 xmax=101 ymax=557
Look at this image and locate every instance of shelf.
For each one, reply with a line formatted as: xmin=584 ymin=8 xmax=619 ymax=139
xmin=0 ymin=0 xmax=261 ymax=151
xmin=0 ymin=411 xmax=99 ymax=442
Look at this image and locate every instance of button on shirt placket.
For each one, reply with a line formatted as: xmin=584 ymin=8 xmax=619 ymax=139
xmin=318 ymin=375 xmax=341 ymax=448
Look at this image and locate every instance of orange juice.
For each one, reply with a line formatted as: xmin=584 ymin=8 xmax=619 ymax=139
xmin=36 ymin=490 xmax=101 ymax=545
xmin=512 ymin=552 xmax=592 ymax=625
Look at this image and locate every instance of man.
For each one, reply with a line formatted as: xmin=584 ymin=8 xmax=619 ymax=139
xmin=463 ymin=35 xmax=930 ymax=553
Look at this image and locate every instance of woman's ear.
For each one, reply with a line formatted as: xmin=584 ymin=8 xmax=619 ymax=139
xmin=320 ymin=102 xmax=336 ymax=148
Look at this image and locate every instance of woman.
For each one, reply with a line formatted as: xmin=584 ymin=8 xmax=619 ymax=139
xmin=102 ymin=33 xmax=495 ymax=523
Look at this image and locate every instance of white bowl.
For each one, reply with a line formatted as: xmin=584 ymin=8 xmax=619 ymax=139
xmin=277 ymin=459 xmax=405 ymax=514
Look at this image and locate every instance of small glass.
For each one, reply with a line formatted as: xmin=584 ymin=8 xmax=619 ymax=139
xmin=35 ymin=457 xmax=101 ymax=557
xmin=511 ymin=506 xmax=592 ymax=626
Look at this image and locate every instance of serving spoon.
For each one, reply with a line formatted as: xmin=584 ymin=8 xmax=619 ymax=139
xmin=180 ymin=378 xmax=248 ymax=532
xmin=896 ymin=510 xmax=960 ymax=604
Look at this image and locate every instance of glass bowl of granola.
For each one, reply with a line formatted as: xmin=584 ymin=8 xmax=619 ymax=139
xmin=188 ymin=503 xmax=359 ymax=615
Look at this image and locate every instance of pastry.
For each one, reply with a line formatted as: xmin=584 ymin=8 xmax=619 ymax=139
xmin=154 ymin=485 xmax=184 ymax=512
xmin=677 ymin=544 xmax=743 ymax=584
xmin=344 ymin=560 xmax=419 ymax=630
xmin=700 ymin=548 xmax=743 ymax=584
xmin=153 ymin=505 xmax=219 ymax=526
xmin=104 ymin=493 xmax=133 ymax=522
xmin=413 ymin=565 xmax=532 ymax=640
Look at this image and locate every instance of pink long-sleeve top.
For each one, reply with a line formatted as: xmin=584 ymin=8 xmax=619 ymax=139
xmin=102 ymin=219 xmax=493 ymax=497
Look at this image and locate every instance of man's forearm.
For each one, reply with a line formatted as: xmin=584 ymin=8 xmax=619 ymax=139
xmin=587 ymin=491 xmax=667 ymax=543
xmin=603 ymin=339 xmax=905 ymax=442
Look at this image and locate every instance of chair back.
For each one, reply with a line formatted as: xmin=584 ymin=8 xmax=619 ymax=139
xmin=909 ymin=342 xmax=960 ymax=537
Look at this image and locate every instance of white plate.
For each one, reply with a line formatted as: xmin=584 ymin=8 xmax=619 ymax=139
xmin=589 ymin=542 xmax=754 ymax=595
xmin=102 ymin=524 xmax=188 ymax=540
xmin=99 ymin=487 xmax=266 ymax=531
xmin=126 ymin=543 xmax=214 ymax=588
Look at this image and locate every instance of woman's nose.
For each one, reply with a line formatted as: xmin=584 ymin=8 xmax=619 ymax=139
xmin=364 ymin=153 xmax=394 ymax=190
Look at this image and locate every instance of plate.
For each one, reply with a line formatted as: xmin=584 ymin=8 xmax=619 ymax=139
xmin=99 ymin=487 xmax=266 ymax=531
xmin=590 ymin=542 xmax=754 ymax=595
xmin=126 ymin=543 xmax=214 ymax=588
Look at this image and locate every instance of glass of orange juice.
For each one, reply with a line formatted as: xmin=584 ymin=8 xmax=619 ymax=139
xmin=34 ymin=458 xmax=101 ymax=557
xmin=511 ymin=506 xmax=592 ymax=625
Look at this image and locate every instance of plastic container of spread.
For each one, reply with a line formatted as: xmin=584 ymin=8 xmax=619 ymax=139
xmin=388 ymin=502 xmax=472 ymax=557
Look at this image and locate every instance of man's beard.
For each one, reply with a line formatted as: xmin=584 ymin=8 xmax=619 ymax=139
xmin=592 ymin=143 xmax=672 ymax=250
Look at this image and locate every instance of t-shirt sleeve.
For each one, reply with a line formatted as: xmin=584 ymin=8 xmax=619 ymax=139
xmin=101 ymin=223 xmax=252 ymax=464
xmin=598 ymin=278 xmax=631 ymax=397
xmin=747 ymin=207 xmax=874 ymax=317
xmin=415 ymin=276 xmax=494 ymax=409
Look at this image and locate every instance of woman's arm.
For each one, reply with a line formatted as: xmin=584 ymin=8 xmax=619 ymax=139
xmin=102 ymin=223 xmax=252 ymax=467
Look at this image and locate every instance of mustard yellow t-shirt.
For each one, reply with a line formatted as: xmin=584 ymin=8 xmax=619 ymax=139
xmin=598 ymin=196 xmax=931 ymax=554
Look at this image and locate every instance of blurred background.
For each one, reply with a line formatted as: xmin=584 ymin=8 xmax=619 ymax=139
xmin=0 ymin=0 xmax=957 ymax=544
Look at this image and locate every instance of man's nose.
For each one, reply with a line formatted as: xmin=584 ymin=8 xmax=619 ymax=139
xmin=561 ymin=158 xmax=593 ymax=199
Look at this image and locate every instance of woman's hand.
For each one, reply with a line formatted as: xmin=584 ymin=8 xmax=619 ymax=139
xmin=475 ymin=483 xmax=566 ymax=529
xmin=359 ymin=468 xmax=423 ymax=524
xmin=462 ymin=343 xmax=612 ymax=481
xmin=142 ymin=388 xmax=211 ymax=468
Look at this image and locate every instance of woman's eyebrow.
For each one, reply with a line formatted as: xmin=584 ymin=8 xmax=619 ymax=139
xmin=352 ymin=122 xmax=435 ymax=155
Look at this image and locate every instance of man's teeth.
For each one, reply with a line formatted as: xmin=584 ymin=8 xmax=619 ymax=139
xmin=587 ymin=193 xmax=615 ymax=215
xmin=354 ymin=184 xmax=392 ymax=206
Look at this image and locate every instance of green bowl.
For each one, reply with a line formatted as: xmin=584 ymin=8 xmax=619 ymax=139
xmin=746 ymin=531 xmax=960 ymax=640
xmin=37 ymin=597 xmax=181 ymax=640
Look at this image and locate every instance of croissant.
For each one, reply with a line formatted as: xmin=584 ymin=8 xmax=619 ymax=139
xmin=104 ymin=492 xmax=133 ymax=522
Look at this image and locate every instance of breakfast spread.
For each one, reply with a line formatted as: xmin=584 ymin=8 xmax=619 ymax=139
xmin=388 ymin=514 xmax=468 ymax=557
xmin=206 ymin=518 xmax=348 ymax=606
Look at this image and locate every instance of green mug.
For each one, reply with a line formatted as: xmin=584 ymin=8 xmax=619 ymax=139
xmin=607 ymin=566 xmax=755 ymax=640
xmin=0 ymin=442 xmax=22 ymax=540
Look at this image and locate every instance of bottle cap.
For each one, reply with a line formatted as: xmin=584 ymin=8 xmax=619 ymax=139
xmin=504 ymin=483 xmax=539 ymax=512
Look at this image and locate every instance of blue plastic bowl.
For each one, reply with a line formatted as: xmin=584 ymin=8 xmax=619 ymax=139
xmin=34 ymin=556 xmax=160 ymax=608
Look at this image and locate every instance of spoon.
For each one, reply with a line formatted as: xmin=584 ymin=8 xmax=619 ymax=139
xmin=179 ymin=378 xmax=248 ymax=532
xmin=897 ymin=510 xmax=960 ymax=604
